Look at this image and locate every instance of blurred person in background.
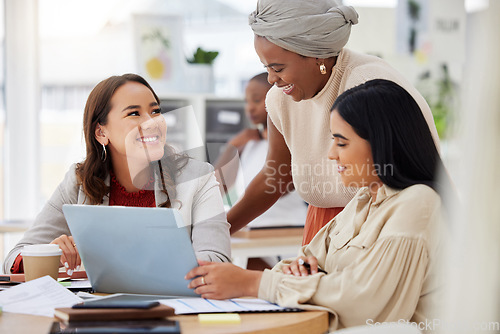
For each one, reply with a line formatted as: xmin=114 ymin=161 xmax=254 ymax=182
xmin=215 ymin=72 xmax=307 ymax=269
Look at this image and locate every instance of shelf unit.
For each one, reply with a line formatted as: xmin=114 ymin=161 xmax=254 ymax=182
xmin=159 ymin=93 xmax=248 ymax=163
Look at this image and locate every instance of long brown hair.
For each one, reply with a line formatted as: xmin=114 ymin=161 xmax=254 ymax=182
xmin=75 ymin=73 xmax=188 ymax=207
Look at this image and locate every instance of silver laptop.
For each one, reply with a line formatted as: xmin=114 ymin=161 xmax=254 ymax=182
xmin=62 ymin=204 xmax=198 ymax=297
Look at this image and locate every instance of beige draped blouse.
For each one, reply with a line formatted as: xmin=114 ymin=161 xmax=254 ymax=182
xmin=265 ymin=48 xmax=440 ymax=208
xmin=258 ymin=184 xmax=445 ymax=331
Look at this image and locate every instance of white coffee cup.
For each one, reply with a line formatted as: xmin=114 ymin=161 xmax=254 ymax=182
xmin=21 ymin=244 xmax=62 ymax=281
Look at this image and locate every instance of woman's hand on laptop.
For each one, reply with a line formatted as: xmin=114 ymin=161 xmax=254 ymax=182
xmin=185 ymin=260 xmax=263 ymax=300
xmin=50 ymin=234 xmax=81 ymax=276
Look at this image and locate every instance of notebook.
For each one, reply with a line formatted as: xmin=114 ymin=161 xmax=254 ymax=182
xmin=54 ymin=303 xmax=175 ymax=323
xmin=62 ymin=205 xmax=199 ymax=297
xmin=161 ymin=297 xmax=303 ymax=314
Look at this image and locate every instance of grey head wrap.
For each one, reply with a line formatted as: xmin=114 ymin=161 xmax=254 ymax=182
xmin=249 ymin=0 xmax=359 ymax=58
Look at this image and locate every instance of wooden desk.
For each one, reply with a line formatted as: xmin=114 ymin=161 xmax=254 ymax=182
xmin=0 ymin=309 xmax=329 ymax=334
xmin=175 ymin=311 xmax=328 ymax=334
xmin=231 ymin=227 xmax=304 ymax=268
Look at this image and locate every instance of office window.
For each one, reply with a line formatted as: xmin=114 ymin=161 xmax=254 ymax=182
xmin=40 ymin=86 xmax=90 ymax=201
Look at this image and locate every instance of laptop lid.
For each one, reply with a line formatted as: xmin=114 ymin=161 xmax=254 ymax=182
xmin=62 ymin=204 xmax=198 ymax=297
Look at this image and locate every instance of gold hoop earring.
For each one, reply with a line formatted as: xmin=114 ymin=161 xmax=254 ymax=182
xmin=101 ymin=144 xmax=107 ymax=162
xmin=319 ymin=63 xmax=327 ymax=75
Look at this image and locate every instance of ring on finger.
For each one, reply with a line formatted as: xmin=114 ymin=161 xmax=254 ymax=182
xmin=201 ymin=276 xmax=206 ymax=286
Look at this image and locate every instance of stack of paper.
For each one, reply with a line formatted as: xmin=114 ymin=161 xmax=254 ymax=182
xmin=160 ymin=297 xmax=302 ymax=314
xmin=0 ymin=275 xmax=82 ymax=317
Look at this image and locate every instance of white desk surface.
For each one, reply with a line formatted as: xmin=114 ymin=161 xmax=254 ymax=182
xmin=231 ymin=227 xmax=304 ymax=268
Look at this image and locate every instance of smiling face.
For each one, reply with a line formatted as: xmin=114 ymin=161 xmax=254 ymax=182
xmin=244 ymin=79 xmax=269 ymax=126
xmin=96 ymin=81 xmax=167 ymax=169
xmin=254 ymin=35 xmax=329 ymax=102
xmin=328 ymin=109 xmax=382 ymax=191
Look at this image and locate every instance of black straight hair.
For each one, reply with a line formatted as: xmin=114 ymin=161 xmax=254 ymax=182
xmin=332 ymin=79 xmax=451 ymax=196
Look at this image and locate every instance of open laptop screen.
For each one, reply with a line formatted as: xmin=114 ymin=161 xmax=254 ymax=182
xmin=63 ymin=205 xmax=198 ymax=297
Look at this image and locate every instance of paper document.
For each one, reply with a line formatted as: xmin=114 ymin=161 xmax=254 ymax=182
xmin=160 ymin=297 xmax=301 ymax=314
xmin=59 ymin=279 xmax=92 ymax=289
xmin=0 ymin=275 xmax=82 ymax=317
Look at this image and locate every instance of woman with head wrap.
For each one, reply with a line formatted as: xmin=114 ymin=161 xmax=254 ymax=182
xmin=228 ymin=0 xmax=440 ymax=244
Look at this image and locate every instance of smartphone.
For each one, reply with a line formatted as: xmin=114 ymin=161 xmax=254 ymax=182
xmin=72 ymin=300 xmax=160 ymax=309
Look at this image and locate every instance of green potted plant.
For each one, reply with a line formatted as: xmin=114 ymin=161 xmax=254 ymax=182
xmin=185 ymin=47 xmax=219 ymax=93
xmin=417 ymin=63 xmax=457 ymax=139
xmin=187 ymin=47 xmax=219 ymax=65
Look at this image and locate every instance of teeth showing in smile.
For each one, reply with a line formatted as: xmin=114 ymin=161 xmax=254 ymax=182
xmin=138 ymin=136 xmax=159 ymax=143
xmin=282 ymin=84 xmax=294 ymax=94
xmin=337 ymin=165 xmax=346 ymax=173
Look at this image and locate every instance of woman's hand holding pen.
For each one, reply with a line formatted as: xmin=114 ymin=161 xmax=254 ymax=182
xmin=185 ymin=260 xmax=263 ymax=300
xmin=50 ymin=234 xmax=81 ymax=276
xmin=282 ymin=255 xmax=324 ymax=276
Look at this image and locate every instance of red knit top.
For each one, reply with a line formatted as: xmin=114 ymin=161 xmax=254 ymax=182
xmin=10 ymin=173 xmax=156 ymax=273
xmin=108 ymin=172 xmax=156 ymax=207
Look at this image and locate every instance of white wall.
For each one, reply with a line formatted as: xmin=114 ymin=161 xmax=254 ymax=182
xmin=346 ymin=7 xmax=397 ymax=58
xmin=41 ymin=23 xmax=135 ymax=85
xmin=346 ymin=6 xmax=429 ymax=90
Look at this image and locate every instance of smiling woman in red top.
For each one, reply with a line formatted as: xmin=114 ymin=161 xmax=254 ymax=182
xmin=3 ymin=74 xmax=231 ymax=276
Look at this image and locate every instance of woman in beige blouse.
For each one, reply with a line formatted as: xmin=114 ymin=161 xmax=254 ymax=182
xmin=185 ymin=79 xmax=451 ymax=331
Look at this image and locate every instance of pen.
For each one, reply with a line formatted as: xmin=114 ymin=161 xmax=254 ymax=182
xmin=298 ymin=259 xmax=327 ymax=274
